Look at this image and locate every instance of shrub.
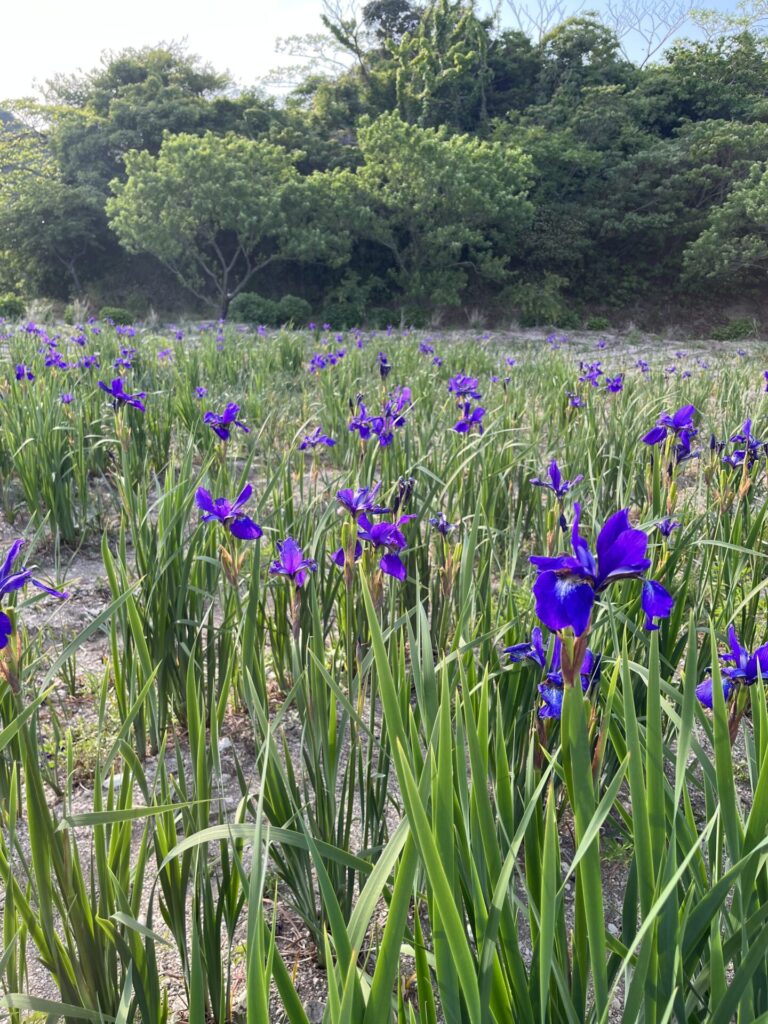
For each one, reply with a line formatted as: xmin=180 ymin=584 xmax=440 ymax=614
xmin=0 ymin=293 xmax=25 ymax=319
xmin=555 ymin=310 xmax=581 ymax=331
xmin=228 ymin=293 xmax=279 ymax=325
xmin=711 ymin=317 xmax=756 ymax=341
xmin=99 ymin=305 xmax=135 ymax=325
xmin=277 ymin=294 xmax=312 ymax=326
xmin=585 ymin=315 xmax=610 ymax=331
xmin=507 ymin=273 xmax=570 ymax=328
xmin=321 ymin=301 xmax=365 ymax=330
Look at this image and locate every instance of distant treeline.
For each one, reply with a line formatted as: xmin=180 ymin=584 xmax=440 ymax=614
xmin=2 ymin=0 xmax=768 ymax=327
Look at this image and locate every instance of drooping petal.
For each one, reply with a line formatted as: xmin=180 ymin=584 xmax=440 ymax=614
xmin=642 ymin=426 xmax=668 ymax=446
xmin=532 ymin=571 xmax=595 ymax=637
xmin=504 ymin=640 xmax=535 ymax=663
xmin=538 ymin=683 xmax=564 ymax=719
xmin=229 ymin=517 xmax=263 ymax=540
xmin=379 ymin=552 xmax=407 ymax=581
xmin=0 ymin=610 xmax=12 ymax=649
xmin=0 ymin=570 xmax=32 ymax=599
xmin=695 ymin=676 xmax=733 ymax=709
xmin=641 ymin=579 xmax=674 ymax=630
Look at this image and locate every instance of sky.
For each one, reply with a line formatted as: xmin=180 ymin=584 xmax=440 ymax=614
xmin=1 ymin=0 xmax=742 ymax=102
xmin=1 ymin=0 xmax=326 ymax=99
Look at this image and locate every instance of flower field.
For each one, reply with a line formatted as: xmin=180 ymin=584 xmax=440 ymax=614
xmin=1 ymin=318 xmax=768 ymax=1023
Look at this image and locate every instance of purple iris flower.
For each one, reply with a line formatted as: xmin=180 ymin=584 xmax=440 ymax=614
xmin=0 ymin=540 xmax=68 ymax=649
xmin=349 ymin=401 xmax=376 ymax=441
xmin=636 ymin=359 xmax=650 ymax=374
xmin=336 ymin=483 xmax=388 ymax=518
xmin=448 ymin=375 xmax=482 ymax=400
xmin=195 ymin=386 xmax=208 ymax=399
xmin=578 ymin=361 xmax=603 ymax=387
xmin=204 ymin=403 xmax=249 ymax=441
xmin=529 ymin=503 xmax=674 ymax=637
xmin=530 ymin=460 xmax=583 ymax=500
xmin=429 ymin=512 xmax=456 ymax=536
xmin=15 ymin=364 xmax=34 ymax=381
xmin=504 ymin=625 xmax=548 ymax=667
xmin=46 ymin=351 xmax=70 ymax=369
xmin=723 ymin=419 xmax=763 ymax=468
xmin=195 ymin=484 xmax=262 ymax=540
xmin=642 ymin=405 xmax=697 ymax=447
xmin=604 ymin=375 xmax=624 ymax=393
xmin=270 ymin=537 xmax=317 ymax=589
xmin=657 ymin=517 xmax=680 ymax=538
xmin=764 ymin=371 xmax=768 ymax=392
xmin=419 ymin=342 xmax=435 ymax=355
xmin=566 ymin=392 xmax=585 ymax=408
xmin=696 ymin=625 xmax=768 ymax=708
xmin=299 ymin=426 xmax=336 ymax=450
xmin=60 ymin=393 xmax=74 ymax=405
xmin=453 ymin=401 xmax=485 ymax=435
xmin=332 ymin=514 xmax=415 ymax=581
xmin=98 ymin=377 xmax=146 ymax=411
xmin=349 ymin=389 xmax=411 ymax=447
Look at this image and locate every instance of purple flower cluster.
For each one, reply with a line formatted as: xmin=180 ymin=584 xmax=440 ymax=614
xmin=696 ymin=626 xmax=768 ymax=708
xmin=349 ymin=388 xmax=411 ymax=447
xmin=505 ymin=626 xmax=601 ymax=719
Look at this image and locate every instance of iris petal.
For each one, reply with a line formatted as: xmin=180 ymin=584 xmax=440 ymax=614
xmin=532 ymin=571 xmax=594 ymax=636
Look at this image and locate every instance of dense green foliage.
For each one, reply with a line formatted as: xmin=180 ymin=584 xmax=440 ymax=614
xmin=3 ymin=11 xmax=768 ymax=321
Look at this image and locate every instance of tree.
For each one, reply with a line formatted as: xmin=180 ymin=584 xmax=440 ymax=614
xmin=0 ymin=177 xmax=107 ymax=297
xmin=350 ymin=112 xmax=534 ymax=309
xmin=107 ymin=132 xmax=301 ymax=317
xmin=683 ymin=161 xmax=768 ymax=288
xmin=388 ymin=0 xmax=495 ymax=131
xmin=362 ymin=0 xmax=423 ymax=41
